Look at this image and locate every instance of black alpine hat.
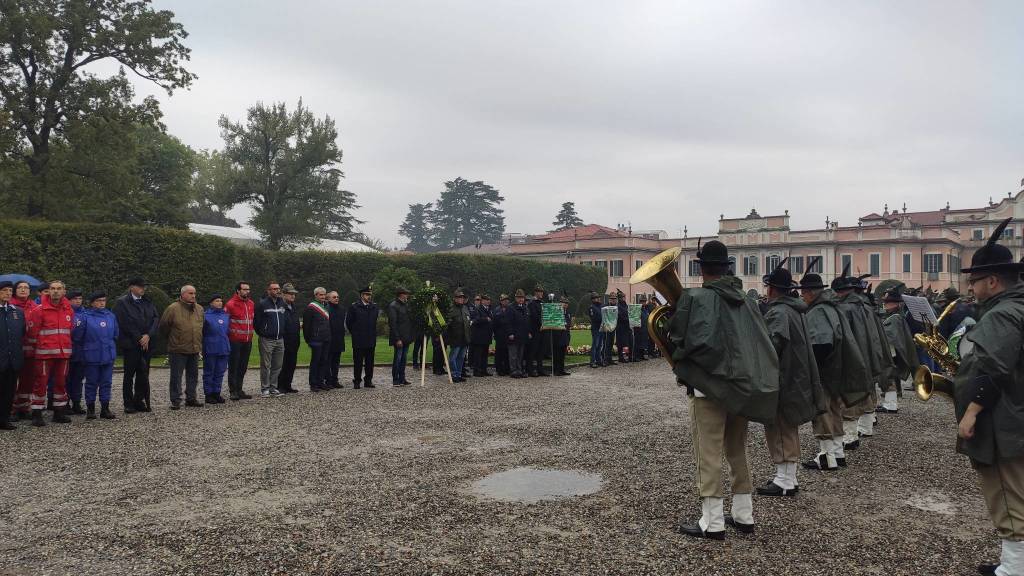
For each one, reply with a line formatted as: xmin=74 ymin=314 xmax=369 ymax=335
xmin=798 ymin=256 xmax=825 ymax=290
xmin=396 ymin=286 xmax=411 ymax=295
xmin=882 ymin=288 xmax=903 ymax=304
xmin=695 ymin=237 xmax=730 ymax=265
xmin=127 ymin=277 xmax=147 ymax=287
xmin=68 ymin=288 xmax=84 ymax=299
xmin=962 ymin=218 xmax=1023 ymax=276
xmin=762 ymin=257 xmax=797 ymax=290
xmin=830 ymin=262 xmax=853 ymax=291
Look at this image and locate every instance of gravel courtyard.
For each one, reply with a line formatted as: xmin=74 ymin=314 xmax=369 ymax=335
xmin=0 ymin=362 xmax=996 ymax=576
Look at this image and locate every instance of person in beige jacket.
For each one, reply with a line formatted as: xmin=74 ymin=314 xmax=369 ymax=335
xmin=159 ymin=285 xmax=204 ymax=409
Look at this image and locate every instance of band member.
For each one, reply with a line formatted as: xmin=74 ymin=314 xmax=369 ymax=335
xmin=759 ymin=260 xmax=821 ymax=496
xmin=799 ymin=264 xmax=868 ymax=471
xmin=832 ymin=265 xmax=876 ymax=451
xmin=878 ymin=288 xmax=920 ymax=413
xmin=526 ymin=286 xmax=550 ymax=377
xmin=954 ymin=218 xmax=1024 ymax=576
xmin=669 ymin=240 xmax=779 ymax=540
xmin=853 ymin=276 xmax=894 ymax=436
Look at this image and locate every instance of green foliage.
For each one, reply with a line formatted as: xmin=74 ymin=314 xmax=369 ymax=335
xmin=409 ymin=284 xmax=452 ymax=337
xmin=426 ymin=178 xmax=505 ymax=250
xmin=552 ymin=201 xmax=584 ymax=231
xmin=372 ymin=266 xmax=423 ymax=306
xmin=0 ymin=220 xmax=608 ymax=319
xmin=217 ymin=100 xmax=361 ymax=250
xmin=398 ymin=202 xmax=434 ymax=252
xmin=0 ymin=0 xmax=195 ymax=217
xmin=187 ymin=149 xmax=239 ymax=227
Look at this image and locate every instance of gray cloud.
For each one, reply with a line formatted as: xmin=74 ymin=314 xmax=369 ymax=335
xmin=134 ymin=0 xmax=1024 ymax=245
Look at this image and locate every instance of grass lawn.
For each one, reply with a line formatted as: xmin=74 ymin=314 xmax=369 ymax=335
xmin=140 ymin=330 xmax=601 ymax=367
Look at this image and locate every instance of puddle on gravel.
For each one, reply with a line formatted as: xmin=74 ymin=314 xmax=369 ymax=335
xmin=904 ymin=492 xmax=956 ymax=515
xmin=470 ymin=467 xmax=603 ymax=503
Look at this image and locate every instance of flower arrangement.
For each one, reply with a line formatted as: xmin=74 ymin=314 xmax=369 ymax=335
xmin=409 ymin=284 xmax=452 ymax=337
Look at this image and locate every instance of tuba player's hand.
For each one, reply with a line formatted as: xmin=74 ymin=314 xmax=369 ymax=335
xmin=958 ymin=402 xmax=983 ymax=439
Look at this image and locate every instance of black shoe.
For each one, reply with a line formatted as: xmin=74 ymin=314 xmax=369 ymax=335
xmin=556 ymin=371 xmax=571 ymax=376
xmin=528 ymin=372 xmax=539 ymax=378
xmin=677 ymin=522 xmax=725 ymax=540
xmin=756 ymin=481 xmax=796 ymax=497
xmin=124 ymin=404 xmax=137 ymax=414
xmin=858 ymin=431 xmax=873 ymax=438
xmin=86 ymin=403 xmax=97 ymax=420
xmin=100 ymin=402 xmax=116 ymax=419
xmin=724 ymin=514 xmax=755 ymax=534
xmin=239 ymin=392 xmax=253 ymax=400
xmin=364 ymin=382 xmax=376 ymax=389
xmin=329 ymin=382 xmax=343 ymax=389
xmin=185 ymin=399 xmax=203 ymax=408
xmin=230 ymin=394 xmax=241 ymax=401
xmin=802 ymin=455 xmax=838 ymax=471
xmin=353 ymin=383 xmax=362 ymax=389
xmin=0 ymin=421 xmax=15 ymax=431
xmin=139 ymin=402 xmax=152 ymax=413
xmin=31 ymin=409 xmax=46 ymax=427
xmin=843 ymin=439 xmax=860 ymax=451
xmin=52 ymin=407 xmax=71 ymax=424
xmin=283 ymin=388 xmax=299 ymax=394
xmin=978 ymin=563 xmax=999 ymax=575
xmin=875 ymin=406 xmax=898 ymax=414
xmin=170 ymin=403 xmax=181 ymax=410
xmin=589 ymin=363 xmax=598 ymax=368
xmin=205 ymin=394 xmax=215 ymax=404
xmin=401 ymin=380 xmax=412 ymax=385
xmin=452 ymin=377 xmax=466 ymax=383
xmin=215 ymin=395 xmax=227 ymax=404
xmin=836 ymin=457 xmax=848 ymax=467
xmin=71 ymin=400 xmax=87 ymax=415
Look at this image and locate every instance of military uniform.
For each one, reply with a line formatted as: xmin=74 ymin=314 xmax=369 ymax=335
xmin=853 ymin=278 xmax=894 ymax=436
xmin=668 ymin=240 xmax=780 ymax=540
xmin=832 ymin=267 xmax=881 ymax=449
xmin=953 ymin=218 xmax=1024 ymax=575
xmin=493 ymin=295 xmax=511 ymax=375
xmin=526 ymin=287 xmax=550 ymax=377
xmin=505 ymin=290 xmax=530 ymax=378
xmin=759 ymin=262 xmax=822 ymax=496
xmin=878 ymin=289 xmax=920 ymax=413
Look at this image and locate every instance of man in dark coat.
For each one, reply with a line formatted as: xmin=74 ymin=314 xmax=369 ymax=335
xmin=111 ymin=277 xmax=159 ymax=412
xmin=642 ymin=297 xmax=659 ymax=358
xmin=387 ymin=287 xmax=414 ymax=386
xmin=276 ymin=284 xmax=301 ymax=393
xmin=552 ymin=296 xmax=572 ymax=376
xmin=616 ymin=291 xmax=632 ymax=363
xmin=759 ymin=261 xmax=822 ymax=497
xmin=0 ymin=281 xmax=26 ymax=430
xmin=345 ymin=286 xmax=379 ymax=389
xmin=634 ymin=294 xmax=650 ymax=361
xmin=668 ymin=240 xmax=779 ymax=540
xmin=470 ymin=294 xmax=493 ymax=376
xmin=492 ymin=295 xmax=511 ymax=375
xmin=506 ymin=290 xmax=530 ymax=378
xmin=832 ymin=266 xmax=879 ymax=450
xmin=603 ymin=292 xmax=618 ymax=366
xmin=302 ymin=287 xmax=332 ymax=391
xmin=588 ymin=292 xmax=605 ymax=368
xmin=526 ymin=286 xmax=550 ymax=377
xmin=326 ymin=291 xmax=347 ymax=389
xmin=446 ymin=290 xmax=472 ymax=382
xmin=953 ymin=219 xmax=1024 ymax=575
xmin=878 ymin=288 xmax=920 ymax=412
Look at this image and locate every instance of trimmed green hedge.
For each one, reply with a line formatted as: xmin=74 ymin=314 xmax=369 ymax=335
xmin=0 ymin=220 xmax=608 ymax=312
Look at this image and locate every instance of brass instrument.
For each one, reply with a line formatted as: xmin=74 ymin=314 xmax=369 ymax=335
xmin=629 ymin=247 xmax=684 ymax=367
xmin=913 ymin=298 xmax=960 ymax=402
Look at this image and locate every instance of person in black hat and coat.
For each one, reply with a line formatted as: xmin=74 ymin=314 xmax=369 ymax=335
xmin=615 ymin=291 xmax=632 ymax=363
xmin=0 ymin=281 xmax=26 ymax=430
xmin=506 ymin=289 xmax=530 ymax=378
xmin=492 ymin=294 xmax=512 ymax=375
xmin=470 ymin=294 xmax=494 ymax=376
xmin=346 ymin=286 xmax=379 ymax=389
xmin=112 ymin=277 xmax=159 ymax=412
xmin=948 ymin=218 xmax=1024 ymax=576
xmin=387 ymin=287 xmax=414 ymax=386
xmin=526 ymin=285 xmax=550 ymax=377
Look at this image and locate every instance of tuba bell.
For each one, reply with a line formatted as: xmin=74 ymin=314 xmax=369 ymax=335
xmin=629 ymin=247 xmax=684 ymax=367
xmin=913 ymin=298 xmax=961 ymax=402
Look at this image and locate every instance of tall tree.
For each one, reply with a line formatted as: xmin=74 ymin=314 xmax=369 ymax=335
xmin=187 ymin=149 xmax=239 ymax=227
xmin=398 ymin=202 xmax=435 ymax=253
xmin=217 ymin=100 xmax=361 ymax=250
xmin=0 ymin=0 xmax=196 ymax=217
xmin=428 ymin=178 xmax=505 ymax=250
xmin=552 ymin=201 xmax=584 ymax=231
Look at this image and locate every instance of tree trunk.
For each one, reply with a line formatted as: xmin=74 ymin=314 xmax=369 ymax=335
xmin=25 ymin=148 xmax=49 ymax=218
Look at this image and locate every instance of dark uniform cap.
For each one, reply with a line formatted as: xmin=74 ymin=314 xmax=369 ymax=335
xmin=454 ymin=289 xmax=466 ymax=297
xmin=359 ymin=286 xmax=372 ymax=294
xmin=559 ymin=296 xmax=570 ymax=303
xmin=747 ymin=289 xmax=760 ymax=298
xmin=962 ymin=218 xmax=1024 ymax=275
xmin=695 ymin=238 xmax=730 ymax=265
xmin=762 ymin=257 xmax=797 ymax=290
xmin=589 ymin=291 xmax=600 ymax=299
xmin=882 ymin=289 xmax=903 ymax=303
xmin=831 ymin=262 xmax=854 ymax=291
xmin=127 ymin=277 xmax=147 ymax=287
xmin=480 ymin=294 xmax=491 ymax=300
xmin=87 ymin=290 xmax=107 ymax=303
xmin=499 ymin=293 xmax=510 ymax=301
xmin=396 ymin=286 xmax=411 ymax=295
xmin=0 ymin=281 xmax=12 ymax=291
xmin=533 ymin=285 xmax=545 ymax=293
xmin=207 ymin=293 xmax=222 ymax=304
xmin=68 ymin=289 xmax=84 ymax=299
xmin=514 ymin=289 xmax=526 ymax=297
xmin=799 ymin=274 xmax=826 ymax=290
xmin=282 ymin=283 xmax=299 ymax=294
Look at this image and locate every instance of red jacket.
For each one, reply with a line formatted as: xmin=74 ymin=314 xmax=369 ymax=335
xmin=11 ymin=297 xmax=38 ymax=358
xmin=28 ymin=295 xmax=74 ymax=360
xmin=225 ymin=294 xmax=255 ymax=343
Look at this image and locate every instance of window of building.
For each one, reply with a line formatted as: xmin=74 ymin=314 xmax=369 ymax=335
xmin=1004 ymin=227 xmax=1016 ymax=240
xmin=610 ymin=260 xmax=624 ymax=277
xmin=840 ymin=254 xmax=852 ymax=272
xmin=790 ymin=256 xmax=805 ymax=275
xmin=743 ymin=256 xmax=758 ymax=276
xmin=924 ymin=253 xmax=943 ymax=274
xmin=807 ymin=257 xmax=822 ymax=273
xmin=973 ymin=229 xmax=985 ymax=240
xmin=594 ymin=260 xmax=608 ymax=271
xmin=948 ymin=254 xmax=961 ymax=273
xmin=765 ymin=254 xmax=781 ymax=273
xmin=635 ymin=260 xmax=644 ymax=271
xmin=580 ymin=261 xmax=592 ymax=267
xmin=688 ymin=260 xmax=701 ymax=277
xmin=902 ymin=253 xmax=911 ymax=273
xmin=869 ymin=253 xmax=881 ymax=277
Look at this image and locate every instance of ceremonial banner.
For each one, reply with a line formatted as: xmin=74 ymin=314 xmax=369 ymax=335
xmin=601 ymin=306 xmax=618 ymax=333
xmin=541 ymin=302 xmax=566 ymax=331
xmin=627 ymin=304 xmax=642 ymax=328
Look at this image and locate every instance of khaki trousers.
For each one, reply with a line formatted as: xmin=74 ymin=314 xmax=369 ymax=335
xmin=765 ymin=419 xmax=801 ymax=464
xmin=813 ymin=394 xmax=844 ymax=438
xmin=842 ymin=388 xmax=874 ymax=420
xmin=691 ymin=396 xmax=752 ymax=498
xmin=976 ymin=457 xmax=1024 ymax=540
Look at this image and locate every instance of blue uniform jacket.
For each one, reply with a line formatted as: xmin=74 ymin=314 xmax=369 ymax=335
xmin=72 ymin=307 xmax=119 ymax=365
xmin=589 ymin=302 xmax=603 ymax=332
xmin=203 ymin=307 xmax=231 ymax=357
xmin=70 ymin=305 xmax=85 ymax=362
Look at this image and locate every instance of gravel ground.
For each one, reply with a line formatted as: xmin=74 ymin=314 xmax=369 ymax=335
xmin=0 ymin=361 xmax=996 ymax=576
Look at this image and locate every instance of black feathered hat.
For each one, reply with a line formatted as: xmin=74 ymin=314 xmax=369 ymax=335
xmin=799 ymin=257 xmax=826 ymax=290
xmin=762 ymin=257 xmax=797 ymax=290
xmin=882 ymin=288 xmax=903 ymax=304
xmin=695 ymin=237 xmax=730 ymax=265
xmin=830 ymin=262 xmax=853 ymax=291
xmin=962 ymin=218 xmax=1024 ymax=276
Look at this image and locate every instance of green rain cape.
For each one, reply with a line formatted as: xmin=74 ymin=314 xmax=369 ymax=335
xmin=805 ymin=290 xmax=870 ymax=406
xmin=764 ymin=295 xmax=824 ymax=426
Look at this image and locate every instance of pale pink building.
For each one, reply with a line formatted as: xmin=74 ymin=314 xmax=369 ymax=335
xmin=455 ymin=181 xmax=1024 ymax=301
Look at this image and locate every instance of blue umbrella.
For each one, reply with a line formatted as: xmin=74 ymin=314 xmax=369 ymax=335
xmin=0 ymin=274 xmax=44 ymax=288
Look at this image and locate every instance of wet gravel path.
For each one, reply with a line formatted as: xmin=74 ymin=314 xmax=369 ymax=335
xmin=0 ymin=362 xmax=994 ymax=575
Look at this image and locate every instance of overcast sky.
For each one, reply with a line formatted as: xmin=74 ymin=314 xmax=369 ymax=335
xmin=136 ymin=1 xmax=1024 ymax=246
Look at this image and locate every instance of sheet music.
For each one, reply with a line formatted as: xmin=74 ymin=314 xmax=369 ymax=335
xmin=901 ymin=294 xmax=938 ymax=325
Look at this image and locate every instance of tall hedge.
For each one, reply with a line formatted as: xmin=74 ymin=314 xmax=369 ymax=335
xmin=0 ymin=220 xmax=607 ymax=311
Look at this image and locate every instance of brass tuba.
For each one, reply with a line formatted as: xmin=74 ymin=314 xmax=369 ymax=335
xmin=913 ymin=298 xmax=960 ymax=402
xmin=629 ymin=247 xmax=684 ymax=367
